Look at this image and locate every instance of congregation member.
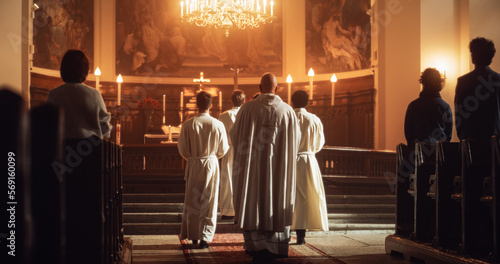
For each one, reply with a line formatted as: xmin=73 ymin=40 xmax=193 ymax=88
xmin=404 ymin=67 xmax=453 ymax=150
xmin=455 ymin=37 xmax=500 ymax=140
xmin=290 ymin=90 xmax=329 ymax=245
xmin=230 ymin=73 xmax=300 ymax=262
xmin=218 ymin=90 xmax=246 ymax=220
xmin=178 ymin=91 xmax=229 ymax=249
xmin=46 ymin=49 xmax=112 ymax=139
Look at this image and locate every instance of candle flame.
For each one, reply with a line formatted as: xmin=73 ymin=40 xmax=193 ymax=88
xmin=116 ymin=74 xmax=123 ymax=83
xmin=286 ymin=74 xmax=293 ymax=83
xmin=94 ymin=67 xmax=101 ymax=76
xmin=308 ymin=68 xmax=315 ymax=77
xmin=331 ymin=73 xmax=337 ymax=82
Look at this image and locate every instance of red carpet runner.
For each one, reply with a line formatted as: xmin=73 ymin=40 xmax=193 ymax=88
xmin=179 ymin=233 xmax=345 ymax=264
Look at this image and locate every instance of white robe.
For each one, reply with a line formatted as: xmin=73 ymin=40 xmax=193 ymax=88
xmin=178 ymin=113 xmax=229 ymax=242
xmin=218 ymin=106 xmax=240 ymax=216
xmin=291 ymin=108 xmax=329 ymax=231
xmin=230 ymin=94 xmax=300 ymax=232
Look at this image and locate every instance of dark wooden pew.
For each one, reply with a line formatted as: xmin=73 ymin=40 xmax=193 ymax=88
xmin=30 ymin=104 xmax=65 ymax=264
xmin=64 ymin=136 xmax=123 ymax=264
xmin=461 ymin=139 xmax=494 ymax=259
xmin=434 ymin=141 xmax=461 ymax=251
xmin=396 ymin=144 xmax=414 ymax=237
xmin=0 ymin=89 xmax=32 ymax=264
xmin=414 ymin=142 xmax=436 ymax=242
xmin=490 ymin=136 xmax=500 ymax=261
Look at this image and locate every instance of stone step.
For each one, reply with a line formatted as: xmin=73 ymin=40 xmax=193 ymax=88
xmin=123 ymin=193 xmax=185 ymax=203
xmin=327 ymin=204 xmax=395 ymax=214
xmin=123 ymin=193 xmax=395 ymax=205
xmin=326 ymin=195 xmax=395 ymax=204
xmin=124 ymin=203 xmax=184 ymax=213
xmin=123 ymin=221 xmax=395 ymax=235
xmin=124 ymin=212 xmax=183 ymax=223
xmin=124 ymin=212 xmax=394 ymax=225
xmin=123 ymin=184 xmax=186 ymax=194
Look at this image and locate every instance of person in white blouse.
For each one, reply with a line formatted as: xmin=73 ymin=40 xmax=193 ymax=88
xmin=291 ymin=90 xmax=329 ymax=245
xmin=178 ymin=91 xmax=229 ymax=249
xmin=218 ymin=90 xmax=246 ymax=220
xmin=46 ymin=50 xmax=112 ymax=139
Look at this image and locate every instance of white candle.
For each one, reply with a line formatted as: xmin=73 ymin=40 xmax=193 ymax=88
xmin=219 ymin=91 xmax=222 ymax=109
xmin=116 ymin=123 xmax=121 ymax=145
xmin=286 ymin=74 xmax=292 ymax=105
xmin=308 ymin=68 xmax=314 ymax=100
xmin=331 ymin=73 xmax=337 ymax=106
xmin=270 ymin=1 xmax=274 ymax=15
xmin=163 ymin=94 xmax=166 ymax=124
xmin=263 ymin=0 xmax=267 ymax=13
xmin=94 ymin=67 xmax=101 ymax=93
xmin=181 ymin=1 xmax=184 ymax=16
xmin=168 ymin=125 xmax=172 ymax=142
xmin=116 ymin=74 xmax=123 ymax=106
xmin=180 ymin=91 xmax=184 ymax=108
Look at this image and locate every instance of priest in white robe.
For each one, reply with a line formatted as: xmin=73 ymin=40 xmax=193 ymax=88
xmin=218 ymin=90 xmax=246 ymax=219
xmin=290 ymin=90 xmax=329 ymax=245
xmin=230 ymin=73 xmax=300 ymax=261
xmin=178 ymin=91 xmax=229 ymax=249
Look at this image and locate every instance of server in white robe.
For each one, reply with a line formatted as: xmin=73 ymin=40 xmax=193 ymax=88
xmin=178 ymin=91 xmax=229 ymax=249
xmin=218 ymin=90 xmax=246 ymax=219
xmin=291 ymin=90 xmax=329 ymax=245
xmin=230 ymin=73 xmax=300 ymax=261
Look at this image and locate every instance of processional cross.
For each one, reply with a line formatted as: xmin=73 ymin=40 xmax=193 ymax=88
xmin=193 ymin=72 xmax=211 ymax=91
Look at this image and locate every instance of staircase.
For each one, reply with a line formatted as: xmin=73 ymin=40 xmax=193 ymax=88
xmin=123 ymin=175 xmax=395 ymax=235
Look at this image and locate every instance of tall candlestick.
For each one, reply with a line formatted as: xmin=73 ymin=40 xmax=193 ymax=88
xmin=286 ymin=74 xmax=292 ymax=105
xmin=180 ymin=91 xmax=184 ymax=124
xmin=308 ymin=68 xmax=315 ymax=100
xmin=219 ymin=91 xmax=222 ymax=109
xmin=330 ymin=73 xmax=337 ymax=106
xmin=94 ymin=67 xmax=101 ymax=93
xmin=168 ymin=125 xmax=172 ymax=142
xmin=116 ymin=123 xmax=121 ymax=145
xmin=116 ymin=74 xmax=123 ymax=106
xmin=163 ymin=94 xmax=166 ymax=124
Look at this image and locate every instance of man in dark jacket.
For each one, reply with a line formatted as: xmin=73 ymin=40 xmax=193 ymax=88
xmin=455 ymin=37 xmax=500 ymax=140
xmin=405 ymin=68 xmax=453 ymax=149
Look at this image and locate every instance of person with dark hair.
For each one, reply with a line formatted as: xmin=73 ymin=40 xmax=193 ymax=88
xmin=404 ymin=67 xmax=452 ymax=148
xmin=290 ymin=90 xmax=329 ymax=245
xmin=230 ymin=73 xmax=299 ymax=261
xmin=46 ymin=50 xmax=112 ymax=139
xmin=455 ymin=37 xmax=500 ymax=140
xmin=178 ymin=91 xmax=229 ymax=249
xmin=218 ymin=90 xmax=246 ymax=220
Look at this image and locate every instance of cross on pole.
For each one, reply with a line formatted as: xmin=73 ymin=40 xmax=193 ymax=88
xmin=224 ymin=64 xmax=247 ymax=90
xmin=193 ymin=72 xmax=211 ymax=91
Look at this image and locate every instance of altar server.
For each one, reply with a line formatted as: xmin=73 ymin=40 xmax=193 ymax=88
xmin=178 ymin=91 xmax=229 ymax=249
xmin=230 ymin=73 xmax=300 ymax=261
xmin=218 ymin=90 xmax=246 ymax=219
xmin=291 ymin=90 xmax=329 ymax=245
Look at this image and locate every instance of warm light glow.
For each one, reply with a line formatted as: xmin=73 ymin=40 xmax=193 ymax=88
xmin=435 ymin=63 xmax=447 ymax=78
xmin=286 ymin=74 xmax=293 ymax=83
xmin=330 ymin=73 xmax=337 ymax=82
xmin=180 ymin=0 xmax=276 ymax=36
xmin=94 ymin=67 xmax=101 ymax=76
xmin=308 ymin=68 xmax=315 ymax=77
xmin=116 ymin=74 xmax=123 ymax=83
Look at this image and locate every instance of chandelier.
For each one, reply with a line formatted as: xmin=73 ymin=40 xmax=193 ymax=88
xmin=180 ymin=0 xmax=276 ymax=36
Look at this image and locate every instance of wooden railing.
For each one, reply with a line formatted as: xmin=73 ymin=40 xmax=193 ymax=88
xmin=122 ymin=143 xmax=185 ymax=176
xmin=317 ymin=146 xmax=396 ymax=178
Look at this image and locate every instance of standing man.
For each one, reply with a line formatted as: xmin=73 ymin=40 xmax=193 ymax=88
xmin=290 ymin=90 xmax=329 ymax=245
xmin=178 ymin=91 xmax=229 ymax=249
xmin=231 ymin=73 xmax=300 ymax=262
xmin=218 ymin=90 xmax=246 ymax=220
xmin=455 ymin=37 xmax=500 ymax=140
